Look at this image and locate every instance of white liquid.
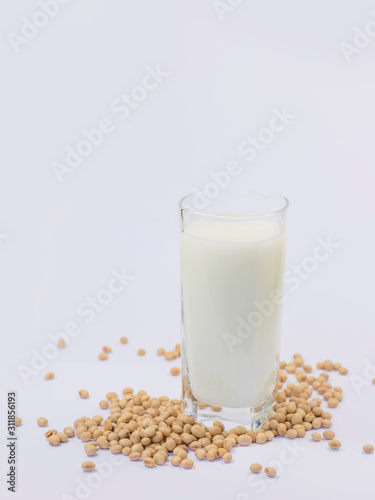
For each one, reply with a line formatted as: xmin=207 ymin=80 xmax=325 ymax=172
xmin=181 ymin=219 xmax=286 ymax=408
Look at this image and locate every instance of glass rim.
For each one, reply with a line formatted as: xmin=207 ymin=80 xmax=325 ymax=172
xmin=179 ymin=189 xmax=289 ymax=220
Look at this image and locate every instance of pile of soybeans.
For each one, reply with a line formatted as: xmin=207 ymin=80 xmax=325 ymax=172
xmin=27 ymin=353 xmax=374 ymax=473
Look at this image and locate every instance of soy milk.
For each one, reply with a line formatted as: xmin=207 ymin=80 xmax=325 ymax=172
xmin=181 ymin=219 xmax=286 ymax=408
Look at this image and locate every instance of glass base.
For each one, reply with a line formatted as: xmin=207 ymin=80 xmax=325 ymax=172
xmin=181 ymin=336 xmax=277 ymax=430
xmin=182 ymin=387 xmax=275 ymax=430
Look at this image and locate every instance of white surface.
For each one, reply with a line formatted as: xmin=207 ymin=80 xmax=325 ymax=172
xmin=1 ymin=1 xmax=375 ymax=499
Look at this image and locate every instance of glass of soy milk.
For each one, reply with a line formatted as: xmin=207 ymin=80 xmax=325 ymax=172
xmin=179 ymin=190 xmax=288 ymax=428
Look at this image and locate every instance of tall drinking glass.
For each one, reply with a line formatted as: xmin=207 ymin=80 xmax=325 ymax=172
xmin=179 ymin=190 xmax=288 ymax=428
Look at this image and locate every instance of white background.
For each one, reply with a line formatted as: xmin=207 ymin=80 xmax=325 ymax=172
xmin=1 ymin=1 xmax=375 ymax=499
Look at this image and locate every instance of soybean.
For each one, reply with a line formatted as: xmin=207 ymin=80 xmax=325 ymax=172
xmin=181 ymin=459 xmax=194 ymax=469
xmin=171 ymin=456 xmax=182 ymax=466
xmin=363 ymin=445 xmax=374 ymax=453
xmin=82 ymin=462 xmax=95 ymax=471
xmin=48 ymin=435 xmax=61 ymax=446
xmin=265 ymin=467 xmax=277 ymax=477
xmin=323 ymin=430 xmax=335 ymax=440
xmin=328 ymin=440 xmax=341 ymax=450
